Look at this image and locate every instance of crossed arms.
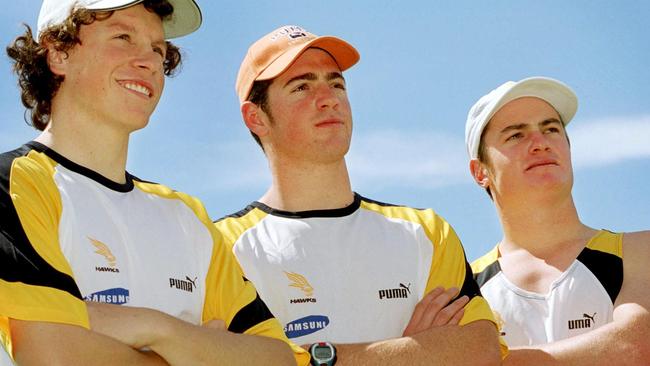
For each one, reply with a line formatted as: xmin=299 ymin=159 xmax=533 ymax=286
xmin=505 ymin=231 xmax=650 ymax=365
xmin=10 ymin=305 xmax=296 ymax=366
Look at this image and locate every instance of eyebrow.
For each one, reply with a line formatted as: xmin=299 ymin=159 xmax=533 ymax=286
xmin=283 ymin=72 xmax=345 ymax=88
xmin=499 ymin=118 xmax=563 ymax=134
xmin=107 ymin=22 xmax=167 ymax=49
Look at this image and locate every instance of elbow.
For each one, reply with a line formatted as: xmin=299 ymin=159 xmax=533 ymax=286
xmin=268 ymin=339 xmax=296 ymax=366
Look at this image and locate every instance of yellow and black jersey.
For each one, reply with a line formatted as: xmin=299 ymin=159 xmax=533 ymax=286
xmin=0 ymin=142 xmax=308 ymax=365
xmin=472 ymin=230 xmax=623 ymax=347
xmin=216 ymin=194 xmax=506 ymax=356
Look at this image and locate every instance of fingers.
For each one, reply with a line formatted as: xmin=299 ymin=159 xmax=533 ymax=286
xmin=402 ymin=287 xmax=469 ymax=337
xmin=418 ymin=287 xmax=460 ymax=329
xmin=402 ymin=287 xmax=444 ymax=336
xmin=448 ymin=305 xmax=466 ymax=325
xmin=431 ymin=295 xmax=469 ymax=327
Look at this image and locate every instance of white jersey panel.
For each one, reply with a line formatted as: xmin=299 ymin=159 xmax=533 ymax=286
xmin=232 ymin=208 xmax=434 ymax=345
xmin=55 ymin=165 xmax=213 ymax=324
xmin=481 ymin=260 xmax=614 ymax=347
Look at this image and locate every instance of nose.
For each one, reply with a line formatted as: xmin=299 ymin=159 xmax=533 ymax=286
xmin=529 ymin=131 xmax=551 ymax=153
xmin=315 ymin=84 xmax=339 ymax=110
xmin=132 ymin=47 xmax=163 ymax=74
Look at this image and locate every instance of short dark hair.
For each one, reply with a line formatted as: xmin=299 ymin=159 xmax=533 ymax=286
xmin=6 ymin=0 xmax=182 ymax=131
xmin=246 ymin=79 xmax=274 ymax=151
xmin=476 ymin=130 xmax=493 ymax=199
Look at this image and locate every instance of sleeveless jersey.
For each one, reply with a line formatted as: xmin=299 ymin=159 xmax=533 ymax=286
xmin=471 ymin=230 xmax=623 ymax=347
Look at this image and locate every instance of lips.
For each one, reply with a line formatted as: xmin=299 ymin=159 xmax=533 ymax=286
xmin=526 ymin=160 xmax=558 ymax=171
xmin=118 ymin=80 xmax=154 ymax=98
xmin=315 ymin=118 xmax=343 ymax=127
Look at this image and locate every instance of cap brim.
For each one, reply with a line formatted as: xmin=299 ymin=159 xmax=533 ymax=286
xmin=257 ymin=36 xmax=360 ymax=81
xmin=85 ymin=0 xmax=201 ymax=39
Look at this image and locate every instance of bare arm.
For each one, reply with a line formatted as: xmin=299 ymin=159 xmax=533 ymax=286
xmin=10 ymin=319 xmax=167 ymax=366
xmin=310 ymin=287 xmax=499 ymax=366
xmin=506 ymin=231 xmax=650 ymax=366
xmin=337 ymin=320 xmax=500 ymax=366
xmin=86 ymin=302 xmax=295 ymax=366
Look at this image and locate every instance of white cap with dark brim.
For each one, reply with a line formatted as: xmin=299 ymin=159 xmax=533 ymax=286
xmin=465 ymin=76 xmax=578 ymax=159
xmin=37 ymin=0 xmax=202 ymax=40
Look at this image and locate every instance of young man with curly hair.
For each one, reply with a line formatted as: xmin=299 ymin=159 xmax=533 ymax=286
xmin=0 ymin=1 xmax=306 ymax=365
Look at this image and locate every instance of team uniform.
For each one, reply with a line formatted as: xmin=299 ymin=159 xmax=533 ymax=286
xmin=215 ymin=194 xmax=506 ymax=355
xmin=471 ymin=230 xmax=623 ymax=347
xmin=0 ymin=142 xmax=308 ymax=365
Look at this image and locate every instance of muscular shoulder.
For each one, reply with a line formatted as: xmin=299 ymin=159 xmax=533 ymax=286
xmin=615 ymin=230 xmax=650 ymax=308
xmin=623 ymin=230 xmax=650 ymax=249
xmin=621 ymin=230 xmax=650 ymax=268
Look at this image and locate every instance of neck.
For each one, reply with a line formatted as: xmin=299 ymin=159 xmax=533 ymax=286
xmin=260 ymin=155 xmax=354 ymax=212
xmin=494 ymin=191 xmax=595 ymax=258
xmin=35 ymin=98 xmax=131 ymax=184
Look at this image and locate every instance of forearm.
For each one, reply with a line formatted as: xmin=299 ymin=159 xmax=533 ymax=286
xmin=10 ymin=319 xmax=167 ymax=366
xmin=87 ymin=302 xmax=295 ymax=365
xmin=505 ymin=307 xmax=650 ymax=366
xmin=336 ymin=321 xmax=501 ymax=366
xmin=148 ymin=315 xmax=294 ymax=366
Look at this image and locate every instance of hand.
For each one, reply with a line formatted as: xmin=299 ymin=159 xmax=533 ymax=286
xmin=402 ymin=287 xmax=469 ymax=336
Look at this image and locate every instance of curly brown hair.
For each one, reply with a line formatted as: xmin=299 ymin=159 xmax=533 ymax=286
xmin=6 ymin=0 xmax=182 ymax=131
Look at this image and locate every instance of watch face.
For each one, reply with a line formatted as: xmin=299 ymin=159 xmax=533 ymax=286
xmin=313 ymin=347 xmax=332 ymax=359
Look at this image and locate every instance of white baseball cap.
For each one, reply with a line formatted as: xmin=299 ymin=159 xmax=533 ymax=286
xmin=465 ymin=76 xmax=578 ymax=159
xmin=37 ymin=0 xmax=202 ymax=40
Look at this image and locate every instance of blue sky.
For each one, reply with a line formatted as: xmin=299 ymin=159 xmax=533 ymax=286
xmin=1 ymin=1 xmax=648 ymax=261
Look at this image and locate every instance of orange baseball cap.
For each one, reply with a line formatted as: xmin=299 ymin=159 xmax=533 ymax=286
xmin=236 ymin=25 xmax=360 ymax=103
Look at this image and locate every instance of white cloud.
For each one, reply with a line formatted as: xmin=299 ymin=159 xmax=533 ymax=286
xmin=142 ymin=114 xmax=649 ymax=196
xmin=347 ymin=129 xmax=469 ymax=190
xmin=569 ymin=115 xmax=650 ymax=168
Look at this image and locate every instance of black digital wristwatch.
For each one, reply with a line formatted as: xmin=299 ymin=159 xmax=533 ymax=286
xmin=309 ymin=342 xmax=337 ymax=366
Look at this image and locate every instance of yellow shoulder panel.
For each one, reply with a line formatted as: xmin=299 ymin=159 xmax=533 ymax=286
xmin=471 ymin=245 xmax=500 ymax=275
xmin=586 ymin=230 xmax=623 ymax=258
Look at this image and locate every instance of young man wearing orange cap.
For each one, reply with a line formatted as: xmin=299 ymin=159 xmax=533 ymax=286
xmin=0 ymin=2 xmax=306 ymax=365
xmin=468 ymin=77 xmax=650 ymax=365
xmin=215 ymin=25 xmax=504 ymax=365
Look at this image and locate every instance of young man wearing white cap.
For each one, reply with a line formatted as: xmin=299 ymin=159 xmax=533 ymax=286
xmin=0 ymin=1 xmax=306 ymax=365
xmin=215 ymin=25 xmax=504 ymax=365
xmin=468 ymin=77 xmax=650 ymax=365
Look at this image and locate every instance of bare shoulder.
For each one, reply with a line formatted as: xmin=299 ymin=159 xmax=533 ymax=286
xmin=623 ymin=230 xmax=650 ymax=256
xmin=615 ymin=230 xmax=650 ymax=309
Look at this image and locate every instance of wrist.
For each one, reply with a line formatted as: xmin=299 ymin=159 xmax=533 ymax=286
xmin=309 ymin=342 xmax=337 ymax=366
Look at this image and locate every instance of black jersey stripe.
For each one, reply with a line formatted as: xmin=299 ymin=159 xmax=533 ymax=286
xmin=228 ymin=279 xmax=274 ymax=333
xmin=248 ymin=193 xmax=362 ymax=219
xmin=215 ymin=204 xmax=257 ymax=222
xmin=474 ymin=260 xmax=502 ymax=288
xmin=577 ymin=247 xmax=623 ymax=304
xmin=457 ymin=255 xmax=483 ymax=300
xmin=26 ymin=141 xmax=135 ymax=192
xmin=0 ymin=144 xmax=82 ymax=299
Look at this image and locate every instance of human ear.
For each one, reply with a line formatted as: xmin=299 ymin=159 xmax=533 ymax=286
xmin=45 ymin=43 xmax=67 ymax=76
xmin=470 ymin=159 xmax=490 ymax=188
xmin=241 ymin=101 xmax=270 ymax=137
